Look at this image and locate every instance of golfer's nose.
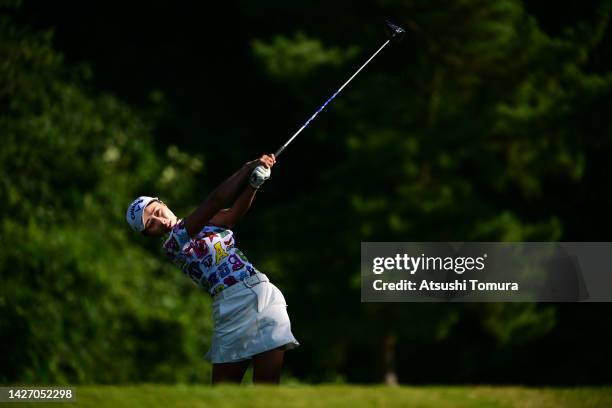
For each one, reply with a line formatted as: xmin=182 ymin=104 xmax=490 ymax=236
xmin=155 ymin=216 xmax=169 ymax=228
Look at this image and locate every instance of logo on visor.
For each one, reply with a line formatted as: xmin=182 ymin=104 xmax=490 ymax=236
xmin=129 ymin=198 xmax=144 ymax=220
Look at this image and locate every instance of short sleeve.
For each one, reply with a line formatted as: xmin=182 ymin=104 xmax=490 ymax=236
xmin=163 ymin=219 xmax=191 ymax=259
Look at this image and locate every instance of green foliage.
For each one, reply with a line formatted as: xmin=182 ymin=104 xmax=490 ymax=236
xmin=252 ymin=32 xmax=359 ymax=79
xmin=480 ymin=303 xmax=556 ymax=345
xmin=3 ymin=0 xmax=612 ymax=385
xmin=250 ymin=0 xmax=612 ymax=382
xmin=0 ymin=17 xmax=212 ymax=383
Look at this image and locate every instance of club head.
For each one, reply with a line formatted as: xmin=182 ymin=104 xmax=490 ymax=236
xmin=385 ymin=20 xmax=406 ymax=43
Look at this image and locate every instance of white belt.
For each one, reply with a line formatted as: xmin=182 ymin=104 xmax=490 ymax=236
xmin=213 ymin=272 xmax=269 ymax=301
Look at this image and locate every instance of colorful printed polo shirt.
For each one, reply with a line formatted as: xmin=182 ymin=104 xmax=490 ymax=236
xmin=162 ymin=219 xmax=257 ymax=296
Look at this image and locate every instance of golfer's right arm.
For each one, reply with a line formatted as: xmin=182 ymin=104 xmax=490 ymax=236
xmin=183 ymin=158 xmax=262 ymax=237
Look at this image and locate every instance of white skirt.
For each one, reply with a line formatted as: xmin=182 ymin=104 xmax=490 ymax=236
xmin=205 ymin=273 xmax=300 ymax=364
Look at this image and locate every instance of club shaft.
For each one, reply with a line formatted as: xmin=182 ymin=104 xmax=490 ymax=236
xmin=275 ymin=39 xmax=391 ymax=157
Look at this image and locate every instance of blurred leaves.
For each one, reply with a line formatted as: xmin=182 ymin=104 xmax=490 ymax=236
xmin=2 ymin=0 xmax=612 ymax=385
xmin=481 ymin=303 xmax=557 ymax=345
xmin=252 ymin=32 xmax=359 ymax=79
xmin=249 ymin=0 xmax=612 ymax=383
xmin=0 ymin=16 xmax=212 ymax=383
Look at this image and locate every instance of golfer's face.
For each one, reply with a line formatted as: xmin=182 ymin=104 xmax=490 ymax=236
xmin=143 ymin=201 xmax=176 ymax=236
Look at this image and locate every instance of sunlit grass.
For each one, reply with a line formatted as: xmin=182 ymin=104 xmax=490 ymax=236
xmin=10 ymin=385 xmax=612 ymax=408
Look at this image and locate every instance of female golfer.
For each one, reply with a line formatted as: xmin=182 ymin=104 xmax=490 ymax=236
xmin=125 ymin=154 xmax=299 ymax=384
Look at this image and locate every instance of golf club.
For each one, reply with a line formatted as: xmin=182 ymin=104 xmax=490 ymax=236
xmin=274 ymin=20 xmax=405 ymax=158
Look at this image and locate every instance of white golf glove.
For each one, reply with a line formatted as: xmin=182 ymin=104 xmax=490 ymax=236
xmin=249 ymin=165 xmax=271 ymax=189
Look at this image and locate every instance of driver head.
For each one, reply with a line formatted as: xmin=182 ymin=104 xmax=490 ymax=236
xmin=385 ymin=20 xmax=406 ymax=43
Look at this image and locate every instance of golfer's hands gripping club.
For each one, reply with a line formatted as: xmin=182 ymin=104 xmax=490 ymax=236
xmin=248 ymin=154 xmax=276 ymax=189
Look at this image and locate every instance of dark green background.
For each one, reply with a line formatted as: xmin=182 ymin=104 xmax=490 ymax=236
xmin=2 ymin=0 xmax=611 ymax=385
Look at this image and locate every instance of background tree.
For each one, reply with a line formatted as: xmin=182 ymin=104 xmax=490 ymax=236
xmin=0 ymin=8 xmax=213 ymax=383
xmin=2 ymin=0 xmax=612 ymax=385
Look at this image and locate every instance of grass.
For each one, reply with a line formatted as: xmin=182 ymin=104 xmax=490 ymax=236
xmin=5 ymin=385 xmax=612 ymax=408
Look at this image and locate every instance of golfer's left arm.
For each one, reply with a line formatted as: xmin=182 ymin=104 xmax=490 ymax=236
xmin=209 ymin=153 xmax=275 ymax=228
xmin=209 ymin=186 xmax=258 ymax=228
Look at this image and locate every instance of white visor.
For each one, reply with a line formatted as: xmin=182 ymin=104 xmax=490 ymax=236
xmin=126 ymin=196 xmax=159 ymax=232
